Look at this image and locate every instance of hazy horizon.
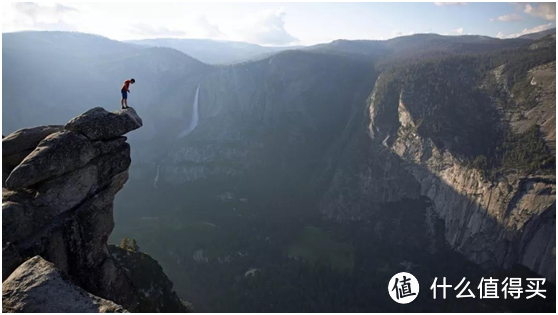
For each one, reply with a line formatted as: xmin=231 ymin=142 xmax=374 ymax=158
xmin=2 ymin=3 xmax=556 ymax=313
xmin=3 ymin=26 xmax=556 ymax=49
xmin=2 ymin=2 xmax=556 ymax=46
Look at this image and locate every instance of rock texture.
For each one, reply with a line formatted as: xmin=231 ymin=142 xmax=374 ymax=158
xmin=5 ymin=131 xmax=99 ymax=189
xmin=65 ymin=107 xmax=143 ymax=141
xmin=109 ymin=245 xmax=191 ymax=312
xmin=2 ymin=125 xmax=63 ymax=156
xmin=1 ymin=107 xmax=182 ymax=312
xmin=322 ymin=67 xmax=556 ymax=281
xmin=2 ymin=256 xmax=127 ymax=313
xmin=389 ymin=122 xmax=556 ymax=280
xmin=2 ymin=125 xmax=63 ymax=184
xmin=147 ymin=51 xmax=376 ymax=187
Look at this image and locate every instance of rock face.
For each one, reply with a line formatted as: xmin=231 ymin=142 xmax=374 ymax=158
xmin=389 ymin=126 xmax=555 ymax=279
xmin=5 ymin=131 xmax=99 ymax=189
xmin=322 ymin=63 xmax=556 ymax=281
xmin=2 ymin=125 xmax=63 ymax=184
xmin=2 ymin=107 xmax=183 ymax=312
xmin=148 ymin=51 xmax=377 ymax=187
xmin=109 ymin=245 xmax=191 ymax=312
xmin=2 ymin=125 xmax=63 ymax=153
xmin=380 ymin=58 xmax=556 ymax=280
xmin=65 ymin=107 xmax=143 ymax=141
xmin=2 ymin=256 xmax=127 ymax=313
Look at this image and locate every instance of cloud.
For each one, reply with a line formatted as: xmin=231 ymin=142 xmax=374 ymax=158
xmin=192 ymin=16 xmax=224 ymax=38
xmin=491 ymin=13 xmax=523 ymax=22
xmin=453 ymin=27 xmax=464 ymax=35
xmin=13 ymin=2 xmax=78 ymax=18
xmin=130 ymin=24 xmax=186 ymax=37
xmin=129 ymin=16 xmax=223 ymax=39
xmin=232 ymin=8 xmax=298 ymax=45
xmin=524 ymin=3 xmax=556 ymax=21
xmin=511 ymin=2 xmax=525 ymax=11
xmin=390 ymin=30 xmax=415 ymax=39
xmin=54 ymin=3 xmax=78 ymax=13
xmin=434 ymin=2 xmax=467 ymax=6
xmin=8 ymin=2 xmax=80 ymax=31
xmin=503 ymin=22 xmax=554 ymax=38
xmin=496 ymin=31 xmax=505 ymax=39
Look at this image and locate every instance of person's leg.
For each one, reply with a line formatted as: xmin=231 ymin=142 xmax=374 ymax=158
xmin=121 ymin=90 xmax=128 ymax=109
xmin=121 ymin=98 xmax=125 ymax=109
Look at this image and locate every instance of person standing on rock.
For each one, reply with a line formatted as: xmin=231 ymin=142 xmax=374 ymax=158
xmin=120 ymin=78 xmax=135 ymax=109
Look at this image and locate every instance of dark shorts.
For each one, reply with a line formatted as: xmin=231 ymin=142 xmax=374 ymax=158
xmin=121 ymin=90 xmax=127 ymax=99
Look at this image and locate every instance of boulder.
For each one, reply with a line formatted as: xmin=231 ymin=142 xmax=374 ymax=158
xmin=2 ymin=126 xmax=64 ymax=186
xmin=2 ymin=125 xmax=63 ymax=156
xmin=2 ymin=256 xmax=127 ymax=313
xmin=11 ymin=173 xmax=139 ymax=311
xmin=5 ymin=131 xmax=98 ymax=189
xmin=0 ymin=107 xmax=189 ymax=312
xmin=65 ymin=107 xmax=143 ymax=141
xmin=32 ymin=164 xmax=98 ymax=212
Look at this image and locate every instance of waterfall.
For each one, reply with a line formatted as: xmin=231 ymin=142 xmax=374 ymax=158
xmin=154 ymin=84 xmax=200 ymax=188
xmin=153 ymin=163 xmax=161 ymax=188
xmin=178 ymin=84 xmax=200 ymax=138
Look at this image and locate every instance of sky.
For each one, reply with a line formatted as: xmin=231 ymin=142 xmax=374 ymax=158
xmin=2 ymin=2 xmax=556 ymax=46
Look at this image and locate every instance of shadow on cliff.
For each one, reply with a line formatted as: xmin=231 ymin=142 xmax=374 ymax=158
xmin=320 ymin=122 xmax=556 ymax=310
xmin=334 ymin=70 xmax=558 ymax=283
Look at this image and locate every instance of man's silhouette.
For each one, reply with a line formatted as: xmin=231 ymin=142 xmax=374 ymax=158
xmin=121 ymin=78 xmax=135 ymax=109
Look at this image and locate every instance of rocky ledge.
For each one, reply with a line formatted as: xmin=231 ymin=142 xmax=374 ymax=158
xmin=2 ymin=108 xmax=187 ymax=312
xmin=2 ymin=256 xmax=127 ymax=313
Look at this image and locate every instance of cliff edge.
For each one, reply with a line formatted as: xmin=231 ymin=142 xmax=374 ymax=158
xmin=2 ymin=107 xmax=187 ymax=312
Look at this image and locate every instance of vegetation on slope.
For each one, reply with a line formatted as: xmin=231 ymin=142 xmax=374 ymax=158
xmin=377 ymin=35 xmax=555 ymax=179
xmin=110 ymin=240 xmax=193 ymax=312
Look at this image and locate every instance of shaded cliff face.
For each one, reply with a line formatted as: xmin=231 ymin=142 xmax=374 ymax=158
xmin=323 ymin=38 xmax=556 ymax=280
xmin=2 ymin=107 xmax=187 ymax=312
xmin=109 ymin=245 xmax=191 ymax=312
xmin=3 ymin=30 xmax=555 ymax=312
xmin=152 ymin=50 xmax=377 ymax=190
xmin=108 ymin=35 xmax=555 ymax=311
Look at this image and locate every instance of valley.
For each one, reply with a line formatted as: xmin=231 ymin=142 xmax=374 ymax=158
xmin=3 ymin=29 xmax=556 ymax=312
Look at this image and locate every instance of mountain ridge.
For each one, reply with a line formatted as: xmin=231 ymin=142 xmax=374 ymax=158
xmin=2 ymin=28 xmax=556 ymax=312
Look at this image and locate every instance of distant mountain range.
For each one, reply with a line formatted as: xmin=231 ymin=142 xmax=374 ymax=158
xmin=519 ymin=27 xmax=556 ymax=40
xmin=3 ymin=28 xmax=555 ymax=135
xmin=126 ymin=29 xmax=555 ymax=65
xmin=2 ymin=27 xmax=556 ymax=312
xmin=127 ymin=38 xmax=301 ymax=65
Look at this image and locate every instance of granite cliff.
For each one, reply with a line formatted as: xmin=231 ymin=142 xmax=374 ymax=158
xmin=2 ymin=107 xmax=188 ymax=312
xmin=322 ymin=41 xmax=556 ymax=281
xmin=136 ymin=36 xmax=555 ymax=283
xmin=2 ymin=30 xmax=555 ymax=312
